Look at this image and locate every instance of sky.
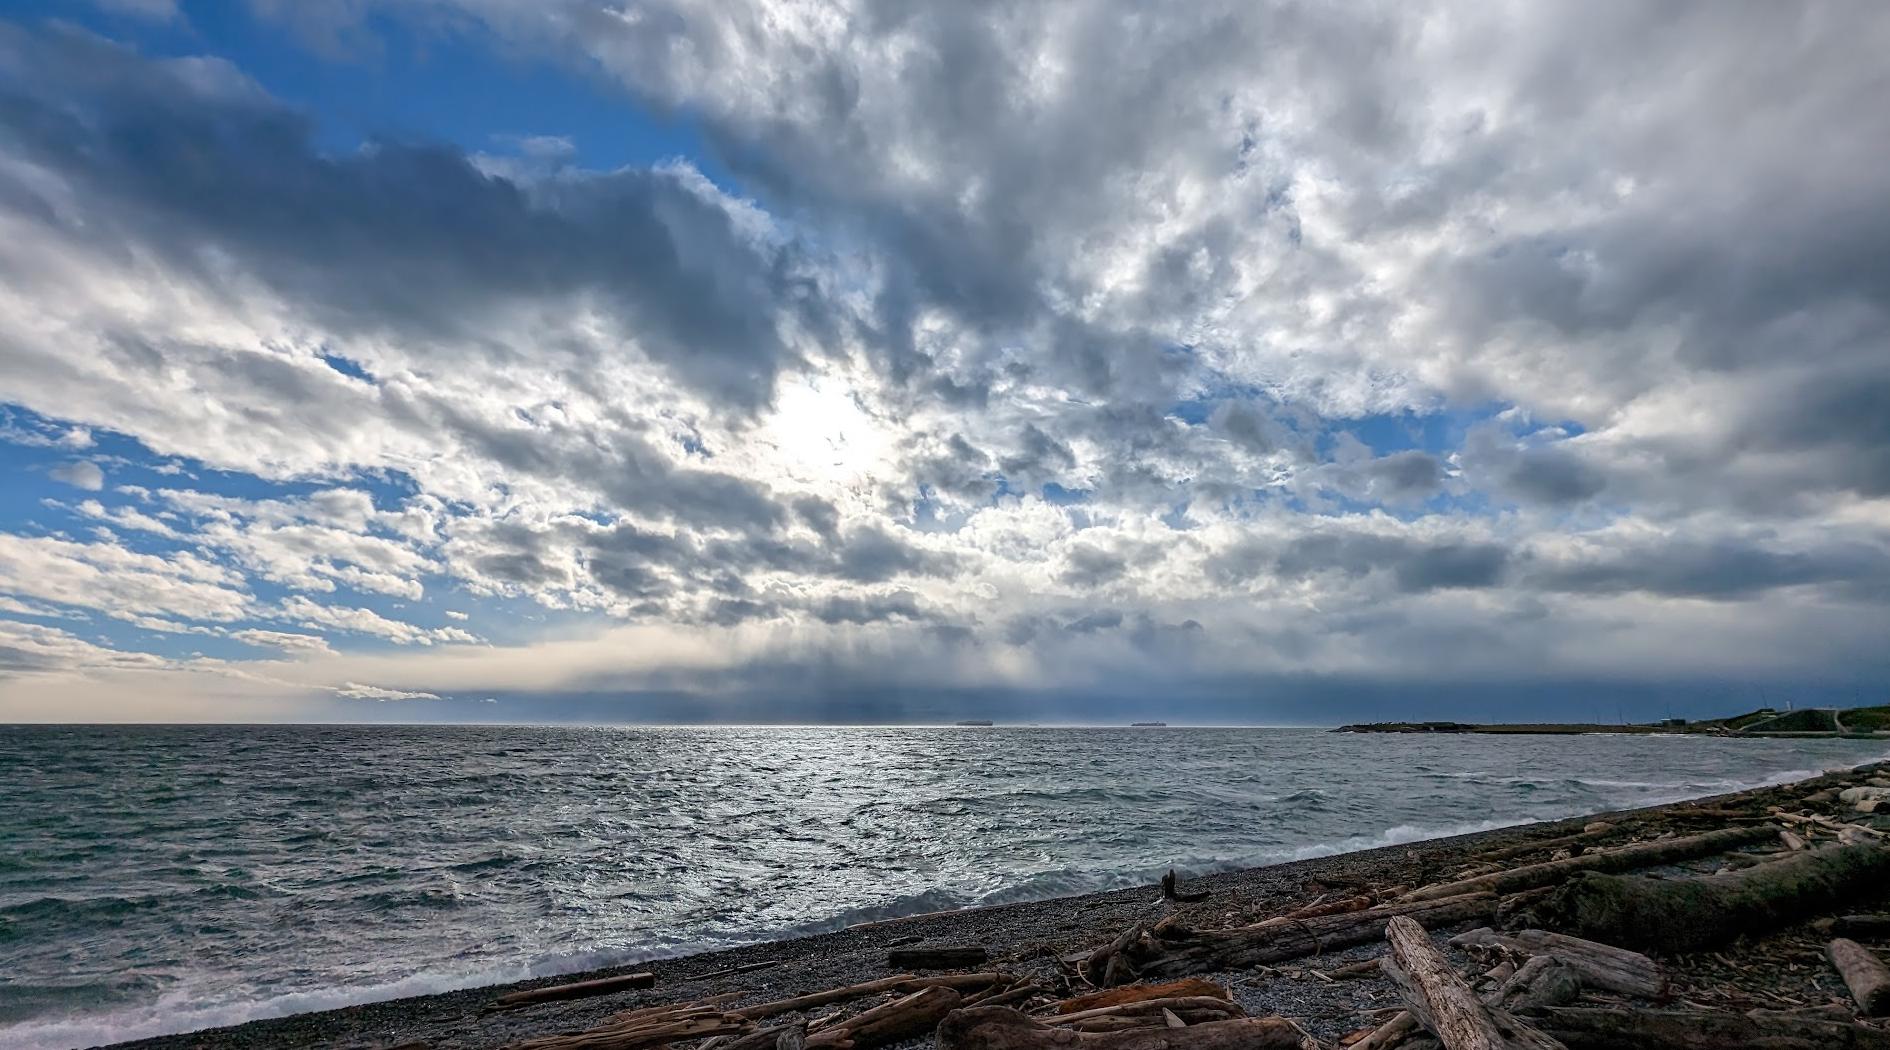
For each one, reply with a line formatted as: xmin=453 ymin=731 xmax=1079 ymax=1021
xmin=0 ymin=1 xmax=1887 ymax=724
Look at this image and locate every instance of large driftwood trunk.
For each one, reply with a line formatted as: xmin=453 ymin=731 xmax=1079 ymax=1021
xmin=1399 ymin=826 xmax=1772 ymax=902
xmin=1448 ymin=928 xmax=1664 ymax=998
xmin=1532 ymin=842 xmax=1890 ymax=952
xmin=1137 ymin=892 xmax=1497 ymax=978
xmin=1829 ymin=937 xmax=1890 ymax=1016
xmin=1382 ymin=916 xmax=1565 ymax=1050
xmin=936 ymin=1007 xmax=1315 ymax=1050
xmin=1532 ymin=1005 xmax=1890 ymax=1050
xmin=1359 ymin=951 xmax=1578 ymax=1050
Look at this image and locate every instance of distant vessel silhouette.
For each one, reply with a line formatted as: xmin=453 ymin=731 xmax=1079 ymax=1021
xmin=1130 ymin=721 xmax=1167 ymax=727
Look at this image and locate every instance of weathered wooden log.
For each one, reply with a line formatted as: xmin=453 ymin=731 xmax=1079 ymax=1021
xmin=970 ymin=982 xmax=1043 ymax=1010
xmin=1354 ymin=954 xmax=1576 ymax=1050
xmin=1472 ymin=825 xmax=1617 ymax=864
xmin=1085 ymin=923 xmax=1147 ymax=982
xmin=1254 ymin=895 xmax=1374 ymax=927
xmin=1053 ymin=978 xmax=1230 ymax=1014
xmin=1320 ymin=958 xmax=1385 ymax=980
xmin=1160 ymin=869 xmax=1211 ymax=903
xmin=1531 ymin=1005 xmax=1890 ymax=1050
xmin=490 ymin=971 xmax=656 ymax=1010
xmin=1137 ymin=892 xmax=1498 ymax=978
xmin=888 ymin=947 xmax=989 ymax=970
xmin=737 ymin=974 xmax=1000 ymax=1021
xmin=1448 ymin=928 xmax=1664 ymax=998
xmin=506 ymin=1012 xmax=751 ymax=1050
xmin=1053 ymin=997 xmax=1242 ymax=1026
xmin=1348 ymin=1012 xmax=1418 ymax=1050
xmin=603 ymin=995 xmax=744 ymax=1026
xmin=937 ymin=1006 xmax=1316 ymax=1050
xmin=1398 ymin=826 xmax=1773 ymax=903
xmin=719 ymin=1024 xmax=808 ymax=1050
xmin=1829 ymin=937 xmax=1890 ymax=1016
xmin=805 ymin=986 xmax=962 ymax=1050
xmin=1489 ymin=958 xmax=1581 ymax=1014
xmin=1149 ymin=914 xmax=1193 ymax=940
xmin=1382 ymin=916 xmax=1565 ymax=1050
xmin=1827 ymin=913 xmax=1890 ymax=938
xmin=1532 ymin=842 xmax=1890 ymax=953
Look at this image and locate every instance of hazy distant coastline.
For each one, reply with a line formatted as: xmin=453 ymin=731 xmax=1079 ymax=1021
xmin=1336 ymin=702 xmax=1890 ymax=738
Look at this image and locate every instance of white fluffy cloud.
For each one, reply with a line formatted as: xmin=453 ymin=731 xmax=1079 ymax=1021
xmin=50 ymin=460 xmax=104 ymax=490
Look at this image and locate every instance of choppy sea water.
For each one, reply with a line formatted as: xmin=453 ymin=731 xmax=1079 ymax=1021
xmin=1 ymin=725 xmax=1884 ymax=1049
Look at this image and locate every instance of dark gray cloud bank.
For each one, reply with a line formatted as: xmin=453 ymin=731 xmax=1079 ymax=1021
xmin=0 ymin=4 xmax=1887 ymax=721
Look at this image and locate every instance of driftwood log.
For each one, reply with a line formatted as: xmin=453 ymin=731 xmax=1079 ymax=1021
xmin=1532 ymin=1005 xmax=1890 ymax=1050
xmin=1356 ymin=953 xmax=1577 ymax=1050
xmin=1381 ymin=916 xmax=1565 ymax=1050
xmin=1160 ymin=869 xmax=1211 ymax=903
xmin=1399 ymin=825 xmax=1772 ymax=902
xmin=888 ymin=947 xmax=989 ymax=970
xmin=937 ymin=1006 xmax=1316 ymax=1050
xmin=1137 ymin=892 xmax=1498 ymax=978
xmin=1829 ymin=937 xmax=1890 ymax=1016
xmin=1827 ymin=914 xmax=1890 ymax=938
xmin=718 ymin=1025 xmax=807 ymax=1050
xmin=1054 ymin=979 xmax=1230 ymax=1014
xmin=1448 ymin=928 xmax=1664 ymax=998
xmin=804 ymin=986 xmax=962 ymax=1050
xmin=1532 ymin=842 xmax=1890 ymax=952
xmin=1255 ymin=895 xmax=1374 ymax=926
xmin=1348 ymin=1012 xmax=1418 ymax=1050
xmin=1053 ymin=996 xmax=1243 ymax=1026
xmin=1471 ymin=824 xmax=1617 ymax=864
xmin=1489 ymin=957 xmax=1582 ymax=1014
xmin=490 ymin=972 xmax=657 ymax=1010
xmin=1085 ymin=923 xmax=1148 ymax=986
xmin=506 ymin=1010 xmax=751 ymax=1050
xmin=965 ymin=980 xmax=1043 ymax=1010
xmin=737 ymin=974 xmax=1000 ymax=1021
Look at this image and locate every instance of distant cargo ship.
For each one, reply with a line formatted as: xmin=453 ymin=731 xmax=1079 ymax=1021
xmin=954 ymin=719 xmax=995 ymax=727
xmin=1130 ymin=721 xmax=1167 ymax=727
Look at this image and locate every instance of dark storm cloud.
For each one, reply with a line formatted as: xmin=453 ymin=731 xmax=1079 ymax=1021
xmin=1501 ymin=447 xmax=1605 ymax=506
xmin=909 ymin=434 xmax=999 ymax=505
xmin=1529 ymin=538 xmax=1890 ymax=602
xmin=1364 ymin=451 xmax=1444 ymax=501
xmin=1210 ymin=530 xmax=1511 ymax=595
xmin=836 ymin=526 xmax=953 ymax=583
xmin=0 ymin=22 xmax=826 ymax=410
xmin=1746 ymin=367 xmax=1890 ymax=499
xmin=419 ymin=399 xmax=791 ymax=533
xmin=791 ymin=495 xmax=842 ymax=541
xmin=998 ymin=424 xmax=1077 ymax=482
xmin=1058 ymin=543 xmax=1128 ymax=588
xmin=811 ymin=590 xmax=924 ymax=625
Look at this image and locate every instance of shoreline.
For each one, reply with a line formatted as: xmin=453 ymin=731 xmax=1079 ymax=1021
xmin=87 ymin=756 xmax=1889 ymax=1050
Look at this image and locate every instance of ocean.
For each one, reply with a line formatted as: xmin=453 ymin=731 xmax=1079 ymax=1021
xmin=1 ymin=724 xmax=1884 ymax=1049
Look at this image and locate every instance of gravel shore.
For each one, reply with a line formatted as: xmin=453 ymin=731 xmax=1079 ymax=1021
xmin=105 ymin=761 xmax=1888 ymax=1050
